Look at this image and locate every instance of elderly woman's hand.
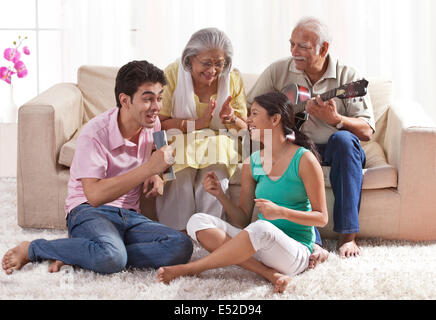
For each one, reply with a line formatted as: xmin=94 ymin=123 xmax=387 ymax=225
xmin=219 ymin=96 xmax=235 ymax=124
xmin=196 ymin=98 xmax=217 ymax=129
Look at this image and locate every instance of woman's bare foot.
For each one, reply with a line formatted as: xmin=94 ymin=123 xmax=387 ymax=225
xmin=338 ymin=233 xmax=360 ymax=258
xmin=157 ymin=264 xmax=291 ymax=294
xmin=2 ymin=241 xmax=31 ymax=275
xmin=271 ymin=273 xmax=291 ymax=294
xmin=157 ymin=265 xmax=192 ymax=284
xmin=308 ymin=244 xmax=329 ymax=269
xmin=48 ymin=260 xmax=66 ymax=273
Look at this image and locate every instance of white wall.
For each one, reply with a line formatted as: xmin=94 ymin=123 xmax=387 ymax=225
xmin=130 ymin=0 xmax=436 ymax=122
xmin=1 ymin=0 xmax=436 ymax=121
xmin=0 ymin=0 xmax=436 ymax=120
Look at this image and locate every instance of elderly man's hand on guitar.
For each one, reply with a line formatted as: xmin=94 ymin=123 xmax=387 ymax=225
xmin=306 ymin=95 xmax=342 ymax=126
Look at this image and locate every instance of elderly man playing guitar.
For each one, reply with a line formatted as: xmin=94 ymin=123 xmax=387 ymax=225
xmin=247 ymin=16 xmax=375 ymax=261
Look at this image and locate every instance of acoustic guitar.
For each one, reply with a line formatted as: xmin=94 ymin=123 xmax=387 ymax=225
xmin=282 ymin=79 xmax=369 ymax=129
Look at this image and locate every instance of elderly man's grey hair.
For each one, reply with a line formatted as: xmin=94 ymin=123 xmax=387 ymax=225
xmin=181 ymin=27 xmax=233 ymax=74
xmin=294 ymin=17 xmax=332 ymax=54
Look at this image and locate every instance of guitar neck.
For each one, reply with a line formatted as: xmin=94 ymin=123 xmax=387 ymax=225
xmin=297 ymin=88 xmax=338 ymax=112
xmin=319 ymin=88 xmax=338 ymax=101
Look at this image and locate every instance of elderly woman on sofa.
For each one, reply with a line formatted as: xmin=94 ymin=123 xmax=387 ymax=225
xmin=157 ymin=27 xmax=248 ymax=231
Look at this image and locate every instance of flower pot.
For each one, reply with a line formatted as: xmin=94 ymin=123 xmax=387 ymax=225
xmin=2 ymin=84 xmax=18 ymax=123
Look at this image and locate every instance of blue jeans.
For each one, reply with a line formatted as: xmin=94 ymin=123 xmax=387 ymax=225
xmin=314 ymin=131 xmax=366 ymax=245
xmin=28 ymin=204 xmax=193 ymax=274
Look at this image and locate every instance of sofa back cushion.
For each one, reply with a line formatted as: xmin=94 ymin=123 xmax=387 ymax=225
xmin=367 ymin=77 xmax=393 ymax=123
xmin=366 ymin=77 xmax=393 ymax=146
xmin=77 ymin=65 xmax=118 ymax=123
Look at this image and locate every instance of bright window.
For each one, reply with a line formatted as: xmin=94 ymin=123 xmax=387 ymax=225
xmin=0 ymin=0 xmax=63 ymax=110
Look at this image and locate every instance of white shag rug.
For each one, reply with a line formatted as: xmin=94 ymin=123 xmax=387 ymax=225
xmin=1 ymin=177 xmax=436 ymax=300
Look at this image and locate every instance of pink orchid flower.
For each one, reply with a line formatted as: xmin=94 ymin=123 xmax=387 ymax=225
xmin=3 ymin=48 xmax=21 ymax=63
xmin=23 ymin=46 xmax=30 ymax=55
xmin=0 ymin=66 xmax=15 ymax=84
xmin=14 ymin=60 xmax=28 ymax=78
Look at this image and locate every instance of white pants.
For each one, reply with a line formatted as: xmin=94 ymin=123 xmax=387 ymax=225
xmin=187 ymin=213 xmax=311 ymax=277
xmin=156 ymin=164 xmax=229 ymax=230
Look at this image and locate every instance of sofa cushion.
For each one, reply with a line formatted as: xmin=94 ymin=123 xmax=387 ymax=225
xmin=58 ymin=129 xmax=80 ymax=167
xmin=240 ymin=73 xmax=258 ymax=95
xmin=367 ymin=77 xmax=393 ymax=124
xmin=77 ymin=65 xmax=118 ymax=124
xmin=322 ymin=141 xmax=397 ymax=189
xmin=361 ymin=141 xmax=397 ymax=189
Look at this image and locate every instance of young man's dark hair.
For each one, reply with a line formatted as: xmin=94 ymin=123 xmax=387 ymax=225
xmin=115 ymin=60 xmax=167 ymax=108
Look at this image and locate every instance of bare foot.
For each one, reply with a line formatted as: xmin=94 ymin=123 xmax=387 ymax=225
xmin=2 ymin=241 xmax=31 ymax=275
xmin=272 ymin=273 xmax=291 ymax=294
xmin=157 ymin=265 xmax=190 ymax=284
xmin=48 ymin=260 xmax=66 ymax=273
xmin=308 ymin=244 xmax=329 ymax=269
xmin=338 ymin=233 xmax=360 ymax=258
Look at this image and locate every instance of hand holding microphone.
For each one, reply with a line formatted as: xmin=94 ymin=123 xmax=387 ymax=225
xmin=152 ymin=131 xmax=176 ymax=181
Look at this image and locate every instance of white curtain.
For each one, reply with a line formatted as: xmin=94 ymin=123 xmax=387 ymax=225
xmin=61 ymin=0 xmax=134 ymax=82
xmin=58 ymin=0 xmax=436 ymax=121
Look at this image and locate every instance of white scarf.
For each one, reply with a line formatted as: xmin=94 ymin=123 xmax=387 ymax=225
xmin=171 ymin=58 xmax=230 ymax=130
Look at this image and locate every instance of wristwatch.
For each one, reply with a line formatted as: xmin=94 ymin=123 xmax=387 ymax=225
xmin=335 ymin=116 xmax=344 ymax=130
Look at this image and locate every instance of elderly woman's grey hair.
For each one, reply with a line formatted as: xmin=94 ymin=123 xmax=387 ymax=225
xmin=294 ymin=17 xmax=332 ymax=54
xmin=181 ymin=27 xmax=233 ymax=74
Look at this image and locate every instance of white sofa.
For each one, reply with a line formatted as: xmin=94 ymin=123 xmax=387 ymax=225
xmin=17 ymin=65 xmax=436 ymax=241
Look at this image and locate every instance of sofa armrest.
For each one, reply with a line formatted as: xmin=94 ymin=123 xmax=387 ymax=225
xmin=20 ymin=83 xmax=83 ymax=159
xmin=384 ymin=100 xmax=436 ymax=238
xmin=384 ymin=100 xmax=436 ymax=190
xmin=17 ymin=83 xmax=83 ymax=228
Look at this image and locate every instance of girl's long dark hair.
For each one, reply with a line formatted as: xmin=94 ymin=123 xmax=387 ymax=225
xmin=253 ymin=92 xmax=321 ymax=162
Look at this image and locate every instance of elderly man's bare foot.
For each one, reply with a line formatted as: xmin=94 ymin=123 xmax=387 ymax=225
xmin=48 ymin=260 xmax=66 ymax=273
xmin=338 ymin=233 xmax=360 ymax=258
xmin=2 ymin=241 xmax=31 ymax=275
xmin=308 ymin=244 xmax=329 ymax=269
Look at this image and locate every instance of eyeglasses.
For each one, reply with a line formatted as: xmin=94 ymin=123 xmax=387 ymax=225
xmin=289 ymin=40 xmax=314 ymax=51
xmin=194 ymin=56 xmax=227 ymax=70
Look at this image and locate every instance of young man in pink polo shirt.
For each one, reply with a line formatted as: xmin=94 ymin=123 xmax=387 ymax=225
xmin=2 ymin=60 xmax=193 ymax=275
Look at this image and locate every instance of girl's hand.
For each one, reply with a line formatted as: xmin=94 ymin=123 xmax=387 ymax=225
xmin=202 ymin=171 xmax=225 ymax=199
xmin=254 ymin=199 xmax=282 ymax=220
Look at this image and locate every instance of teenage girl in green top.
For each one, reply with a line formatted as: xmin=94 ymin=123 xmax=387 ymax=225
xmin=157 ymin=92 xmax=328 ymax=293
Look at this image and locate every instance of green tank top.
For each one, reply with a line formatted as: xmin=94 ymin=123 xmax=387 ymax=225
xmin=250 ymin=147 xmax=315 ymax=252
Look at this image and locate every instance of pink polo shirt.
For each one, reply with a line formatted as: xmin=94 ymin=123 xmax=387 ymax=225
xmin=64 ymin=107 xmax=160 ymax=215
